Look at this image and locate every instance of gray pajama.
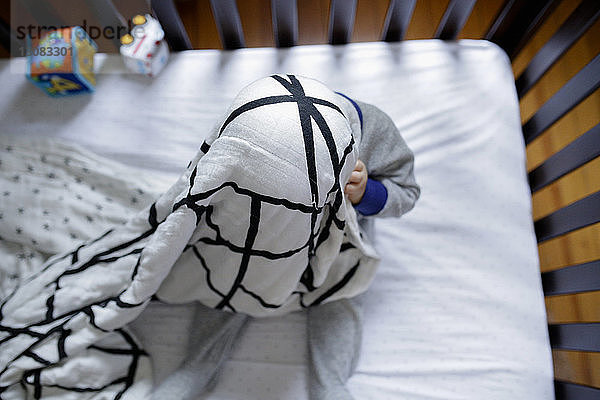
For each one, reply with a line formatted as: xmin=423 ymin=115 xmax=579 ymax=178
xmin=307 ymin=100 xmax=419 ymax=399
xmin=151 ymin=305 xmax=249 ymax=400
xmin=152 ymin=100 xmax=419 ymax=399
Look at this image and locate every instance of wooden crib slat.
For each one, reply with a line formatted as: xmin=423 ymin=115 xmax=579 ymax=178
xmin=434 ymin=0 xmax=477 ymax=40
xmin=19 ymin=0 xmax=65 ymax=30
xmin=535 ymin=154 xmax=600 ymax=222
xmin=112 ymin=0 xmax=151 ymax=26
xmin=351 ymin=0 xmax=389 ymax=43
xmin=209 ymin=0 xmax=245 ymax=49
xmin=272 ymin=0 xmax=298 ymax=47
xmin=528 ymin=123 xmax=600 ymax=193
xmin=546 ymin=292 xmax=600 ymax=325
xmin=0 ymin=15 xmax=14 ymax=54
xmin=511 ymin=0 xmax=581 ymax=80
xmin=516 ymin=0 xmax=600 ymax=98
xmin=546 ymin=292 xmax=600 ymax=324
xmin=381 ymin=0 xmax=416 ymax=42
xmin=522 ymin=54 xmax=600 ymax=145
xmin=555 ymin=380 xmax=600 ymax=400
xmin=542 ymin=260 xmax=600 ymax=296
xmin=0 ymin=16 xmax=8 ymax=52
xmin=150 ymin=0 xmax=192 ymax=50
xmin=554 ymin=350 xmax=600 ymax=389
xmin=82 ymin=0 xmax=127 ymax=50
xmin=457 ymin=0 xmax=505 ymax=40
xmin=237 ymin=0 xmax=274 ymax=47
xmin=485 ymin=0 xmax=559 ymax=60
xmin=549 ymin=323 xmax=600 ymax=352
xmin=538 ymin=223 xmax=600 ymax=274
xmin=532 ymin=152 xmax=600 ymax=222
xmin=328 ymin=0 xmax=357 ymax=45
xmin=534 ymin=191 xmax=600 ymax=243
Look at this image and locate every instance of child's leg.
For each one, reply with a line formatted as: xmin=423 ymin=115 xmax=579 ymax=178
xmin=307 ymin=296 xmax=363 ymax=400
xmin=151 ymin=303 xmax=249 ymax=400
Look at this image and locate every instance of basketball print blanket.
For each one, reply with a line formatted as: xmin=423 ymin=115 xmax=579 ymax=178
xmin=0 ymin=75 xmax=380 ymax=398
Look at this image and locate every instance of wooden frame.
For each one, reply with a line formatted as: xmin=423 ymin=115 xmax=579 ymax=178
xmin=1 ymin=0 xmax=598 ymax=397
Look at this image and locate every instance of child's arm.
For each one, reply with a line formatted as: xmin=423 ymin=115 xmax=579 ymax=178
xmin=351 ymin=100 xmax=420 ymax=218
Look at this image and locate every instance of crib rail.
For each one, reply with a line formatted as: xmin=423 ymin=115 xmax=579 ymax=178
xmin=381 ymin=0 xmax=415 ymax=42
xmin=515 ymin=0 xmax=600 ymax=97
xmin=514 ymin=2 xmax=599 ymax=393
xmin=0 ymin=0 xmax=598 ymax=397
xmin=271 ymin=0 xmax=298 ymax=47
xmin=523 ymin=55 xmax=600 ymax=145
xmin=529 ymin=124 xmax=600 ymax=192
xmin=150 ymin=0 xmax=191 ymax=51
xmin=484 ymin=0 xmax=560 ymax=59
xmin=543 ymin=260 xmax=600 ymax=296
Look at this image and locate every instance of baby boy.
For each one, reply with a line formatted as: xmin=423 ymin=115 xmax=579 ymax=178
xmin=153 ymin=75 xmax=420 ymax=400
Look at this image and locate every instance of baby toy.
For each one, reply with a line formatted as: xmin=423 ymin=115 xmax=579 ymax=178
xmin=26 ymin=26 xmax=97 ymax=97
xmin=120 ymin=14 xmax=170 ymax=77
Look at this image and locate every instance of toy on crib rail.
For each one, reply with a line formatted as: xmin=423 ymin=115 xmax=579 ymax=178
xmin=26 ymin=26 xmax=97 ymax=97
xmin=120 ymin=14 xmax=170 ymax=77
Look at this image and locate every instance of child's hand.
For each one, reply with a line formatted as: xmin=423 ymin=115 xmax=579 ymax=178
xmin=345 ymin=159 xmax=368 ymax=205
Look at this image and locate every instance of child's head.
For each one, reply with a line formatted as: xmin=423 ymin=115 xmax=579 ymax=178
xmin=163 ymin=75 xmax=366 ymax=313
xmin=203 ymin=74 xmax=361 ymax=207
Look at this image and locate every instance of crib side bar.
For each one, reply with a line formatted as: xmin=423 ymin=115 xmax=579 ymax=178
xmin=271 ymin=0 xmax=298 ymax=47
xmin=555 ymin=381 xmax=600 ymax=400
xmin=434 ymin=0 xmax=477 ymax=40
xmin=534 ymin=191 xmax=600 ymax=243
xmin=328 ymin=0 xmax=357 ymax=45
xmin=83 ymin=0 xmax=127 ymax=50
xmin=19 ymin=0 xmax=65 ymax=32
xmin=381 ymin=0 xmax=416 ymax=42
xmin=516 ymin=0 xmax=600 ymax=98
xmin=522 ymin=54 xmax=600 ymax=145
xmin=485 ymin=0 xmax=559 ymax=60
xmin=528 ymin=123 xmax=600 ymax=193
xmin=209 ymin=0 xmax=245 ymax=49
xmin=150 ymin=0 xmax=192 ymax=51
xmin=0 ymin=15 xmax=18 ymax=55
xmin=0 ymin=16 xmax=8 ymax=52
xmin=549 ymin=323 xmax=600 ymax=352
xmin=542 ymin=260 xmax=600 ymax=296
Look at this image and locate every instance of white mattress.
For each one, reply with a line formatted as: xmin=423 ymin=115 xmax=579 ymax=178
xmin=0 ymin=40 xmax=554 ymax=399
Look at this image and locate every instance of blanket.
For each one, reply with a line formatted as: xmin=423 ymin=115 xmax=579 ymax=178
xmin=0 ymin=137 xmax=167 ymax=399
xmin=0 ymin=75 xmax=379 ymax=398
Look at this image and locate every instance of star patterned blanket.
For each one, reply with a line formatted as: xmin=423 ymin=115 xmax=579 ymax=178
xmin=0 ymin=75 xmax=379 ymax=398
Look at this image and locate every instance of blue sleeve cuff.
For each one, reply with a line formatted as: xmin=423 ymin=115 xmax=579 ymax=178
xmin=354 ymin=178 xmax=388 ymax=216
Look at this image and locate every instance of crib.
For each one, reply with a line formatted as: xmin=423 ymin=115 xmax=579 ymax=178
xmin=0 ymin=0 xmax=598 ymax=399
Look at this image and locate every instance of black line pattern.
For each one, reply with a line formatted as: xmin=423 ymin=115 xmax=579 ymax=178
xmin=0 ymin=74 xmax=375 ymax=398
xmin=0 ymin=206 xmax=157 ymax=397
xmin=162 ymin=74 xmax=364 ymax=312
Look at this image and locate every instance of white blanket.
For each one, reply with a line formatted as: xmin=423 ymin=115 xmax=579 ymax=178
xmin=0 ymin=74 xmax=380 ymax=398
xmin=156 ymin=74 xmax=380 ymax=315
xmin=0 ymin=138 xmax=163 ymax=399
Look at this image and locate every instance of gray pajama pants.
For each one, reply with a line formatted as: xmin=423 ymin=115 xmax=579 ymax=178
xmin=151 ymin=297 xmax=363 ymax=400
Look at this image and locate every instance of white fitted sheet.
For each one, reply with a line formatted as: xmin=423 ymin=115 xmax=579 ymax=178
xmin=0 ymin=40 xmax=554 ymax=399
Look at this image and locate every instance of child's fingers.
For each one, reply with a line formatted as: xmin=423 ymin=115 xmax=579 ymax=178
xmin=344 ymin=183 xmax=355 ymax=193
xmin=346 ymin=160 xmax=367 ymax=204
xmin=348 ymin=171 xmax=362 ymax=183
xmin=355 ymin=159 xmax=365 ymax=172
xmin=345 ymin=182 xmax=361 ymax=194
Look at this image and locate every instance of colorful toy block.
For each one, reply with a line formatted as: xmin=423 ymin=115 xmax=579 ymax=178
xmin=26 ymin=26 xmax=98 ymax=97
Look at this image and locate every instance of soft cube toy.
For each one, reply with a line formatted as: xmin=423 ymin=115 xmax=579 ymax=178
xmin=120 ymin=14 xmax=170 ymax=77
xmin=26 ymin=26 xmax=97 ymax=97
